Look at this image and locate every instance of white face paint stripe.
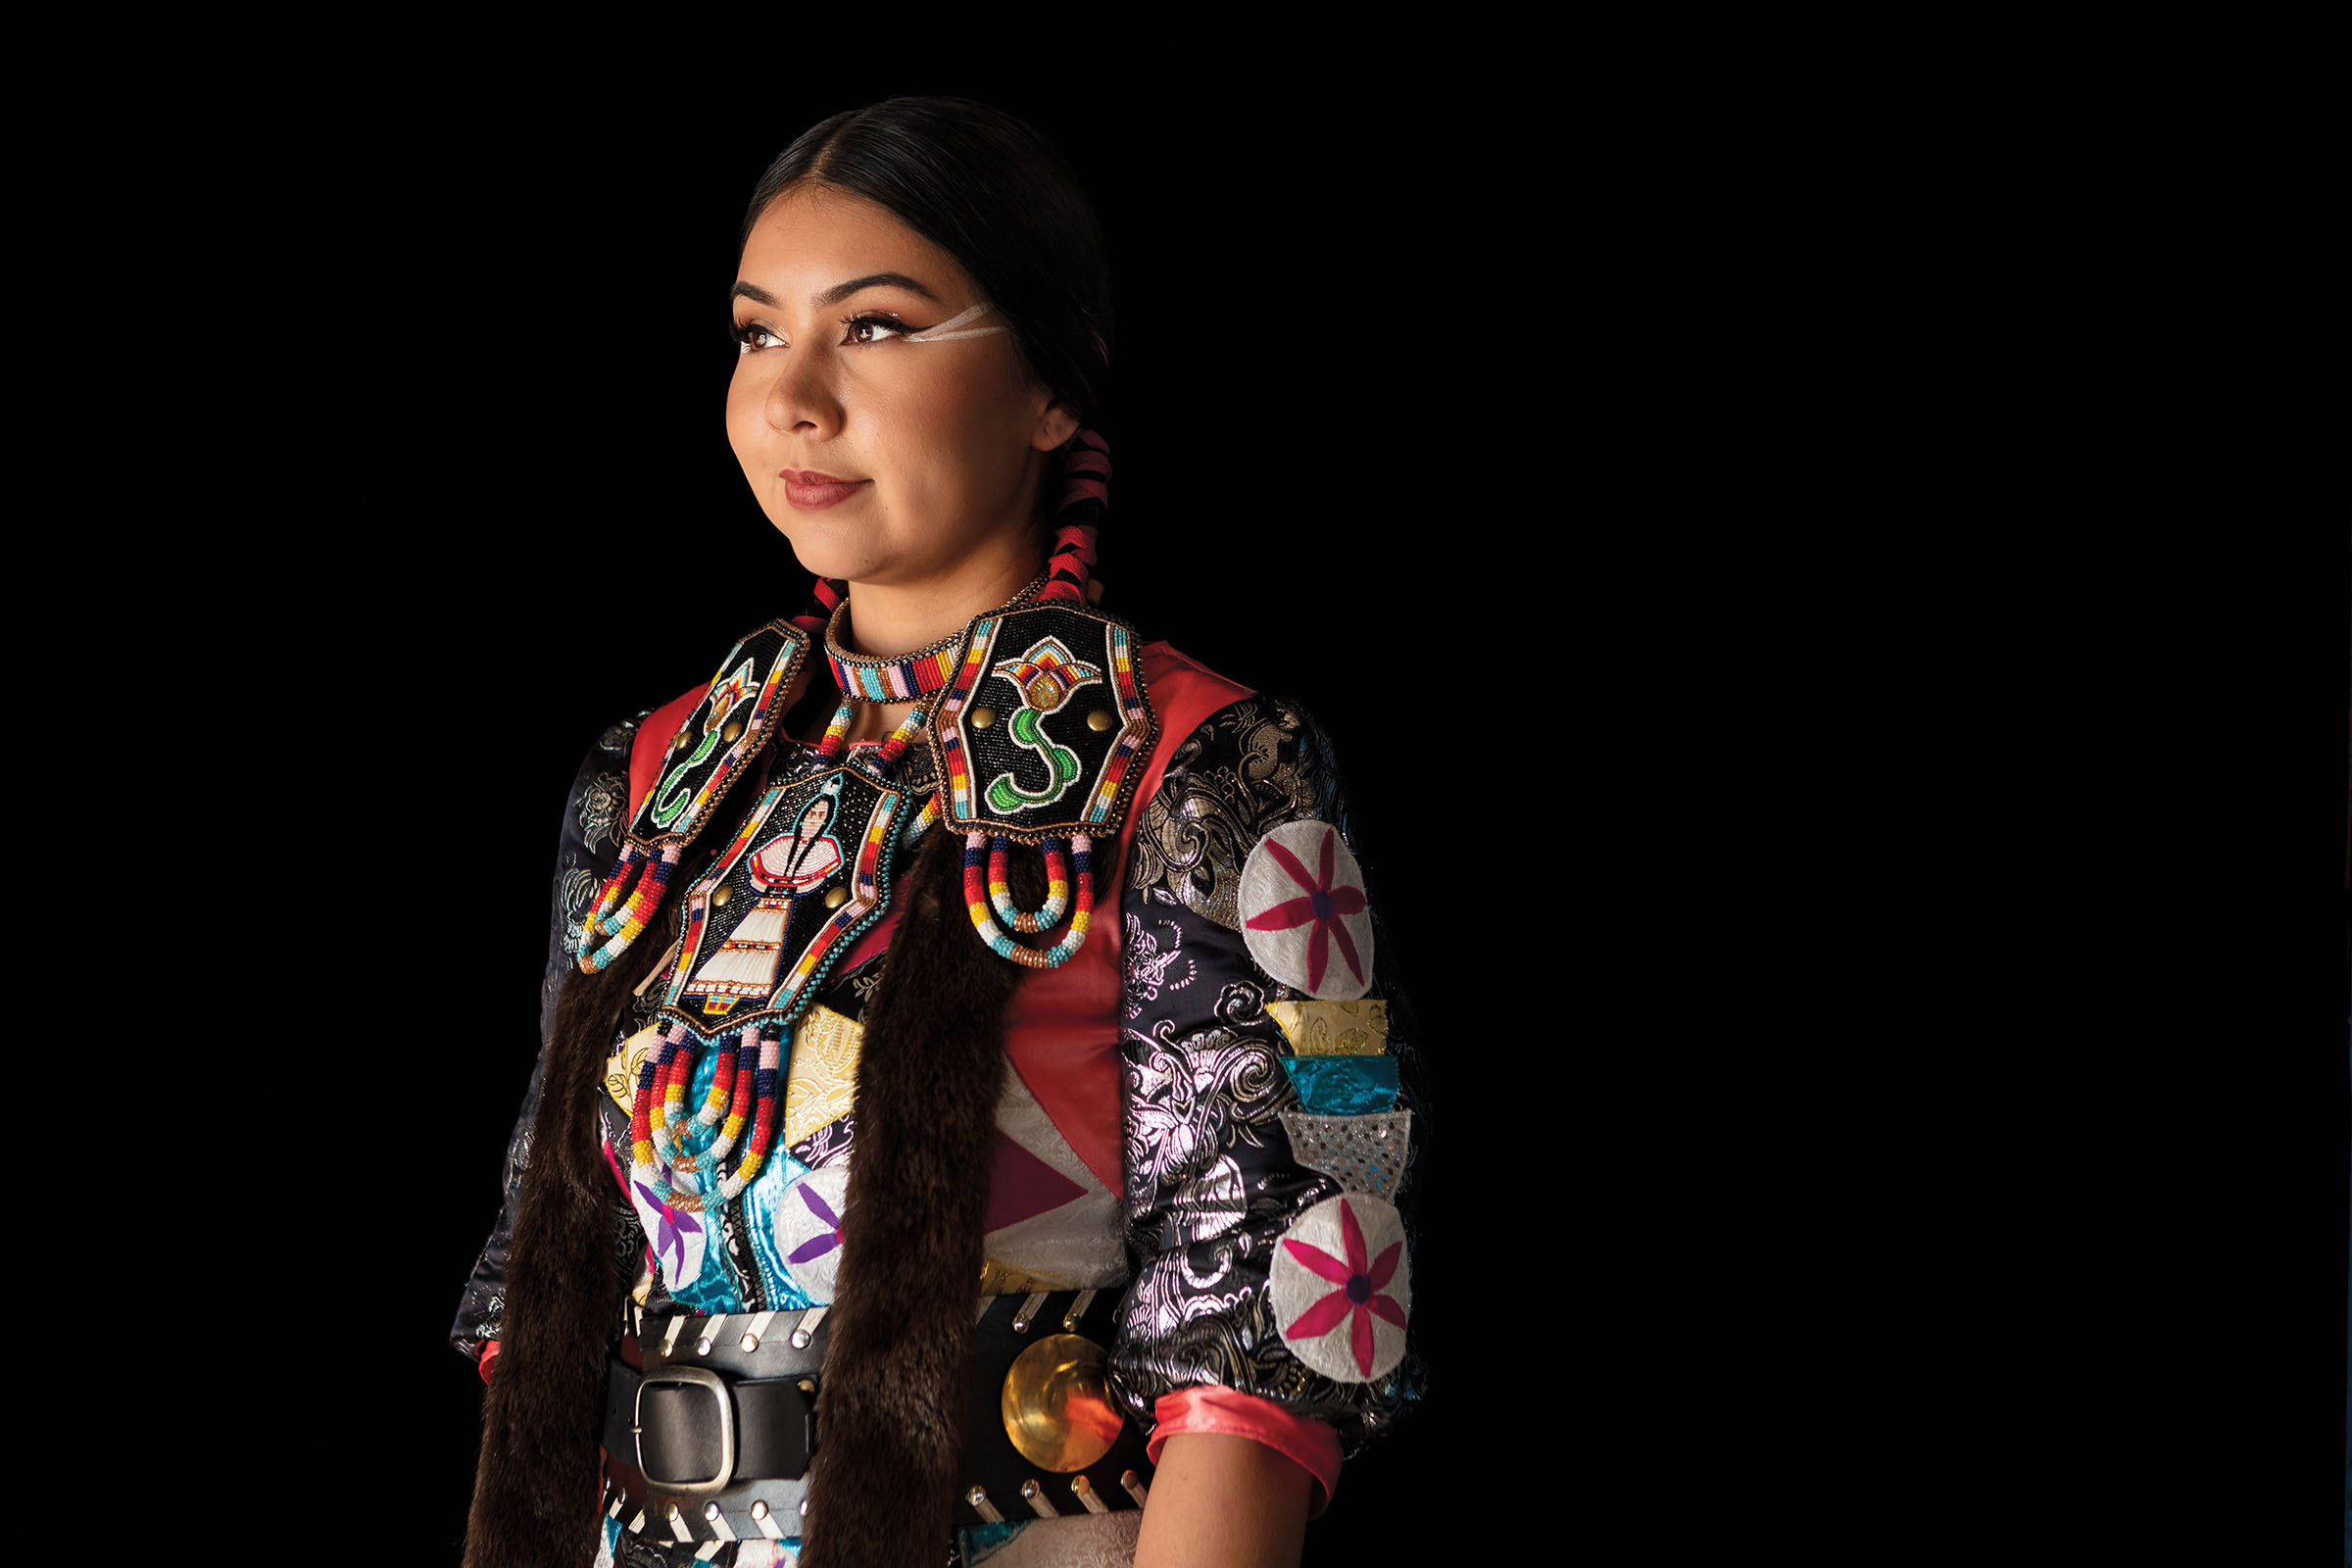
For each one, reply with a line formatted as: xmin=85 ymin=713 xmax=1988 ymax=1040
xmin=903 ymin=302 xmax=1004 ymax=342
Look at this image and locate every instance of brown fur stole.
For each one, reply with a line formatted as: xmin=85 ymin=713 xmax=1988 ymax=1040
xmin=463 ymin=918 xmax=667 ymax=1568
xmin=799 ymin=827 xmax=1027 ymax=1566
xmin=463 ymin=829 xmax=1029 ymax=1567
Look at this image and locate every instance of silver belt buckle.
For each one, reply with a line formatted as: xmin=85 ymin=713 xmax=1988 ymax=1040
xmin=634 ymin=1364 xmax=735 ymax=1498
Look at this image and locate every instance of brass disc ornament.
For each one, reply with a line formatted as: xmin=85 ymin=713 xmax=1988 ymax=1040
xmin=999 ymin=1333 xmax=1124 ymax=1472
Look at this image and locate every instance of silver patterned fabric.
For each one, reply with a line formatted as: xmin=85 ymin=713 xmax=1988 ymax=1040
xmin=1278 ymin=1109 xmax=1413 ymax=1200
xmin=455 ymin=684 xmax=1430 ymax=1560
xmin=1110 ymin=697 xmax=1427 ymax=1453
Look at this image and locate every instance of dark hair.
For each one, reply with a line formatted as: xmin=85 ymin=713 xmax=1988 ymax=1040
xmin=744 ymin=97 xmax=1113 ymax=427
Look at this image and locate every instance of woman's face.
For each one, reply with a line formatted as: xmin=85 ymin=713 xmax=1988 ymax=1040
xmin=727 ymin=185 xmax=1074 ymax=592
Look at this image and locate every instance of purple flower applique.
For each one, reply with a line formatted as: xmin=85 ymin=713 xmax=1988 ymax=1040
xmin=786 ymin=1181 xmax=843 ymax=1266
xmin=634 ymin=1179 xmax=704 ymax=1282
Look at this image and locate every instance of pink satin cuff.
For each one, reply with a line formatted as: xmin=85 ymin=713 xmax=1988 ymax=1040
xmin=477 ymin=1340 xmax=499 ymax=1383
xmin=1147 ymin=1386 xmax=1342 ymax=1517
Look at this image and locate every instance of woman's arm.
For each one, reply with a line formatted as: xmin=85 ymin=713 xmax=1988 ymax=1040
xmin=1112 ymin=690 xmax=1429 ymax=1534
xmin=1134 ymin=1432 xmax=1312 ymax=1568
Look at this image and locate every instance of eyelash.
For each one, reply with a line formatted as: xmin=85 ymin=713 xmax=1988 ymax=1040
xmin=731 ymin=312 xmax=916 ymax=354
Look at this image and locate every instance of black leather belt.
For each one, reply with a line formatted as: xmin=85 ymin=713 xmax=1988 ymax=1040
xmin=599 ymin=1291 xmax=1155 ymax=1549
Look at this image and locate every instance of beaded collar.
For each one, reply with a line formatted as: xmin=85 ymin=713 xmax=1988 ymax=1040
xmin=823 ymin=570 xmax=1047 ymax=702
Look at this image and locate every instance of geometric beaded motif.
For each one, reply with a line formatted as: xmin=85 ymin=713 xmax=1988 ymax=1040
xmin=1277 ymin=1109 xmax=1413 ymax=1200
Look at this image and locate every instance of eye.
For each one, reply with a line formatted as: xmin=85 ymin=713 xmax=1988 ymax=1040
xmin=732 ymin=320 xmax=784 ymax=355
xmin=842 ymin=313 xmax=911 ymax=346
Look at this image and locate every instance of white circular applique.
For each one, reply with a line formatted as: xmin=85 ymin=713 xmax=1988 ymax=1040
xmin=1237 ymin=820 xmax=1374 ymax=1000
xmin=773 ymin=1164 xmax=852 ymax=1304
xmin=1269 ymin=1192 xmax=1409 ymax=1383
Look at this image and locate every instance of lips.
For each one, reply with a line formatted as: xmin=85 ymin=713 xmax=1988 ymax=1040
xmin=782 ymin=469 xmax=869 ymax=511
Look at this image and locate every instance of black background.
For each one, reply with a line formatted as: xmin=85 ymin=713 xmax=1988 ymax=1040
xmin=95 ymin=52 xmax=2347 ymax=1565
xmin=59 ymin=52 xmax=2352 ymax=1568
xmin=302 ymin=74 xmax=1598 ymax=1563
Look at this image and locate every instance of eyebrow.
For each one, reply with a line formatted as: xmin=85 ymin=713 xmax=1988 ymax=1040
xmin=730 ymin=272 xmax=942 ymax=311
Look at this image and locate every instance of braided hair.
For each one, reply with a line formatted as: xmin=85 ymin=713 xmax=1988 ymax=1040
xmin=471 ymin=100 xmax=1128 ymax=1568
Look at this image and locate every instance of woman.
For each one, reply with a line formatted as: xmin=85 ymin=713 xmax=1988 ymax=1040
xmin=455 ymin=97 xmax=1427 ymax=1568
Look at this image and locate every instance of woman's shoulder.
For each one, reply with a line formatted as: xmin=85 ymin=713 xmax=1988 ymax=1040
xmin=1131 ymin=645 xmax=1357 ymax=864
xmin=1137 ymin=642 xmax=1340 ymax=772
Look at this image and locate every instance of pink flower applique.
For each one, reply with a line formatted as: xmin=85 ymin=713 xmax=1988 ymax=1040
xmin=1280 ymin=1196 xmax=1405 ymax=1378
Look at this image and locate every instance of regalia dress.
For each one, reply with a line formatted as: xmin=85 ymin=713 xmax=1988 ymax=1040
xmin=454 ymin=614 xmax=1430 ymax=1568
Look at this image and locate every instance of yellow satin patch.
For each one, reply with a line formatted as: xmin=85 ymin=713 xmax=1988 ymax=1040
xmin=605 ymin=1025 xmax=667 ymax=1114
xmin=782 ymin=1004 xmax=864 ymax=1150
xmin=1264 ymin=999 xmax=1389 ymax=1056
xmin=980 ymin=1256 xmax=1082 ymax=1297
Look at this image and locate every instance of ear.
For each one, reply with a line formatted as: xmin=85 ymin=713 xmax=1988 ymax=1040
xmin=1031 ymin=399 xmax=1080 ymax=453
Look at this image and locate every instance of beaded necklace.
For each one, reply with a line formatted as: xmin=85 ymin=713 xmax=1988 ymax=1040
xmin=821 ymin=569 xmax=1043 ymax=700
xmin=628 ymin=695 xmax=933 ymax=1211
xmin=623 ymin=573 xmax=1053 ymax=1212
xmin=588 ymin=432 xmax=1135 ymax=1210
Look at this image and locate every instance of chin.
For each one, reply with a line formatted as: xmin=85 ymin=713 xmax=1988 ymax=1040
xmin=768 ymin=516 xmax=878 ymax=586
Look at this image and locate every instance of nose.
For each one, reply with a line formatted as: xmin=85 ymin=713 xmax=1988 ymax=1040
xmin=762 ymin=341 xmax=843 ymax=437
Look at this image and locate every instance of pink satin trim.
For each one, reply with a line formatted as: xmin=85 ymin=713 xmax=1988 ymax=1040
xmin=1147 ymin=1386 xmax=1341 ymax=1517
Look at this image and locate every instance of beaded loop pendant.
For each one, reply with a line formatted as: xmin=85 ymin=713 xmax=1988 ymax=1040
xmin=962 ymin=832 xmax=1095 ymax=969
xmin=579 ymin=620 xmax=809 ymax=973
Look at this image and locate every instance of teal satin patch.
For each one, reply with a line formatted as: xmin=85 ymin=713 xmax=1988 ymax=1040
xmin=744 ymin=1149 xmax=816 ymax=1309
xmin=959 ymin=1520 xmax=1027 ymax=1563
xmin=1284 ymin=1054 xmax=1398 ymax=1113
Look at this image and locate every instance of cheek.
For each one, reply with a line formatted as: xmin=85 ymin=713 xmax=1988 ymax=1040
xmin=910 ymin=372 xmax=1031 ymax=479
xmin=725 ymin=371 xmax=760 ymax=464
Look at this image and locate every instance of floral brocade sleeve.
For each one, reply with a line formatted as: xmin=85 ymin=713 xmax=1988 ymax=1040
xmin=1111 ymin=696 xmax=1430 ymax=1460
xmin=450 ymin=718 xmax=651 ymax=1367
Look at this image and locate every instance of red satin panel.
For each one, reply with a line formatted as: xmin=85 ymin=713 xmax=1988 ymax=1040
xmin=626 ymin=683 xmax=713 ymax=817
xmin=1001 ymin=644 xmax=1253 ymax=1197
